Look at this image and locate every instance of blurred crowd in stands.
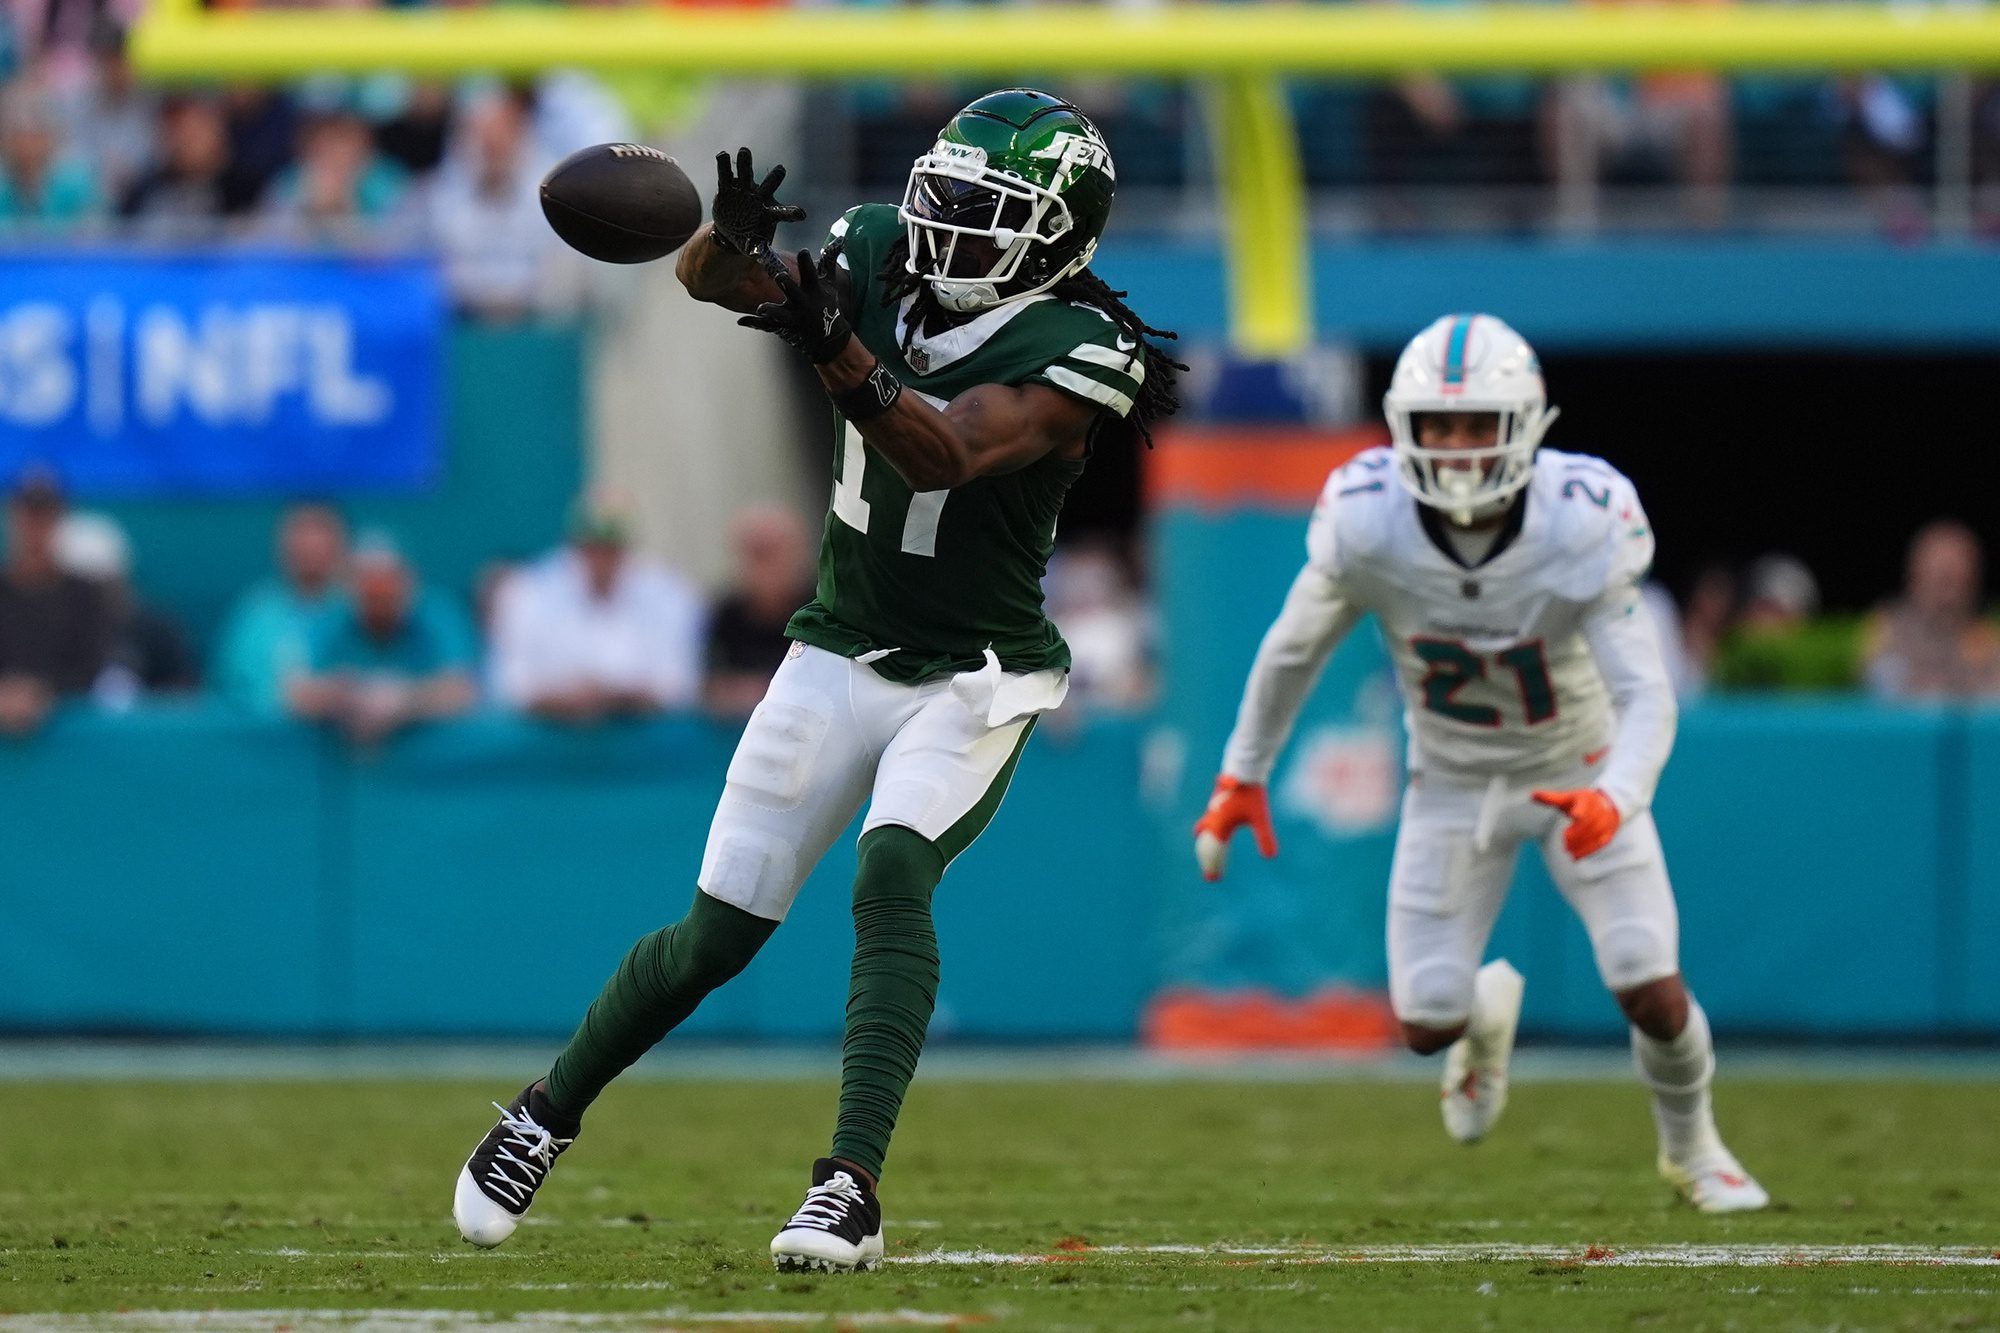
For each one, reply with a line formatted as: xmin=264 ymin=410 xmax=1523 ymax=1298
xmin=0 ymin=11 xmax=630 ymax=317
xmin=8 ymin=3 xmax=2000 ymax=263
xmin=0 ymin=462 xmax=1993 ymax=744
xmin=0 ymin=467 xmax=1160 ymax=741
xmin=1643 ymin=526 xmax=2000 ymax=701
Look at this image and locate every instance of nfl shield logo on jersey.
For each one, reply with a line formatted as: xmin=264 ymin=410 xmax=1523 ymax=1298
xmin=908 ymin=345 xmax=931 ymax=374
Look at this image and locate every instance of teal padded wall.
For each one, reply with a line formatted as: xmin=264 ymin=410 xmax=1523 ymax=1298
xmin=0 ymin=707 xmax=1161 ymax=1041
xmin=1962 ymin=711 xmax=2000 ymax=1029
xmin=0 ymin=709 xmax=330 ymax=1032
xmin=0 ymin=701 xmax=1992 ymax=1039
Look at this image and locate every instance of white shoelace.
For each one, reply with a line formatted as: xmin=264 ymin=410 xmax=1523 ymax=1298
xmin=785 ymin=1172 xmax=865 ymax=1230
xmin=480 ymin=1101 xmax=574 ymax=1208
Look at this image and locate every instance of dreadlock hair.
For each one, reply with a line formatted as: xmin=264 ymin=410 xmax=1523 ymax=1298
xmin=878 ymin=239 xmax=1187 ymax=449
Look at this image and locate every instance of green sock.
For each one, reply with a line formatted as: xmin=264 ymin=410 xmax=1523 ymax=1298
xmin=831 ymin=826 xmax=947 ymax=1182
xmin=544 ymin=890 xmax=776 ymax=1119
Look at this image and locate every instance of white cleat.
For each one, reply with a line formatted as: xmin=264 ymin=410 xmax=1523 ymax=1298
xmin=771 ymin=1159 xmax=885 ymax=1273
xmin=454 ymin=1165 xmax=519 ymax=1248
xmin=453 ymin=1084 xmax=577 ymax=1248
xmin=1660 ymin=1149 xmax=1771 ymax=1213
xmin=1440 ymin=959 xmax=1526 ymax=1145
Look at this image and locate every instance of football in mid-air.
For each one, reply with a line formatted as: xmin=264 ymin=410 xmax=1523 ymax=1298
xmin=540 ymin=143 xmax=703 ymax=264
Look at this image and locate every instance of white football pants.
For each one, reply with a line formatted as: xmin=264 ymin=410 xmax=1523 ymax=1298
xmin=1386 ymin=765 xmax=1682 ymax=1028
xmin=697 ymin=642 xmax=1065 ymax=922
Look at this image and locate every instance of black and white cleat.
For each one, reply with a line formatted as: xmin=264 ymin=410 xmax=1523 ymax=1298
xmin=770 ymin=1158 xmax=885 ymax=1273
xmin=453 ymin=1083 xmax=577 ymax=1247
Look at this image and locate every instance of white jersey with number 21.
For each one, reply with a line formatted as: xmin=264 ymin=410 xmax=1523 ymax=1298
xmin=1222 ymin=445 xmax=1674 ymax=820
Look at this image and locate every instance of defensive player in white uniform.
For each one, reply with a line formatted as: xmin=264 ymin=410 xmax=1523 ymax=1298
xmin=1193 ymin=314 xmax=1767 ymax=1212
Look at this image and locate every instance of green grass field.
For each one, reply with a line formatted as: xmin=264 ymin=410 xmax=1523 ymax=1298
xmin=3 ymin=1070 xmax=1997 ymax=1331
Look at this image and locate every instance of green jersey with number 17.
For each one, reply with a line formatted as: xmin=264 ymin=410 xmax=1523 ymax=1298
xmin=783 ymin=203 xmax=1145 ymax=685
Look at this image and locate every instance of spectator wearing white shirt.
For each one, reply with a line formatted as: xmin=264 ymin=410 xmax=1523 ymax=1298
xmin=492 ymin=502 xmax=707 ymax=722
xmin=426 ymin=84 xmax=576 ymax=322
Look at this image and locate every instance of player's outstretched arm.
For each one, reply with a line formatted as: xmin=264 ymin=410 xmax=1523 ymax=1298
xmin=844 ymin=366 xmax=1095 ymax=491
xmin=676 ymin=148 xmax=805 ymax=313
xmin=1194 ymin=564 xmax=1361 ymax=881
xmin=736 ymin=247 xmax=1095 ymax=486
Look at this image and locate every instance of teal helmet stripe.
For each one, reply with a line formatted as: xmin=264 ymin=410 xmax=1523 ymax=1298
xmin=1442 ymin=313 xmax=1474 ymax=387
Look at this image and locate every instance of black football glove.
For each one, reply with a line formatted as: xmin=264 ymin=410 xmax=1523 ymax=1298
xmin=738 ymin=245 xmax=854 ymax=364
xmin=710 ymin=147 xmax=806 ymax=255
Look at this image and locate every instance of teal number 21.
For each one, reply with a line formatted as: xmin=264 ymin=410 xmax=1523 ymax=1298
xmin=1411 ymin=637 xmax=1557 ymax=726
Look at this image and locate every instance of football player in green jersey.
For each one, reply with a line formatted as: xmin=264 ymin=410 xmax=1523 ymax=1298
xmin=453 ymin=89 xmax=1181 ymax=1273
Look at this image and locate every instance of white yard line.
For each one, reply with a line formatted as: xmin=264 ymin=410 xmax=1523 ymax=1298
xmin=6 ymin=1251 xmax=1996 ymax=1332
xmin=233 ymin=1240 xmax=2000 ymax=1270
xmin=890 ymin=1242 xmax=2000 ymax=1267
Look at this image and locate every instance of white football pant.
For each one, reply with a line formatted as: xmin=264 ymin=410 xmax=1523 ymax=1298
xmin=1387 ymin=765 xmax=1681 ymax=1029
xmin=697 ymin=642 xmax=1063 ymax=922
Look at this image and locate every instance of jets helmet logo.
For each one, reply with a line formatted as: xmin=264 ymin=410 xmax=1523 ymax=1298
xmin=1030 ymin=132 xmax=1115 ymax=186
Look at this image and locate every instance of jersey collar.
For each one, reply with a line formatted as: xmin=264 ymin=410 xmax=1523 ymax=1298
xmin=896 ymin=292 xmax=1051 ymax=375
xmin=1416 ymin=490 xmax=1529 ymax=571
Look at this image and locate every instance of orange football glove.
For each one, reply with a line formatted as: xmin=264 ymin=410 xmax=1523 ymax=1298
xmin=1532 ymin=787 xmax=1621 ymax=860
xmin=1193 ymin=775 xmax=1278 ymax=882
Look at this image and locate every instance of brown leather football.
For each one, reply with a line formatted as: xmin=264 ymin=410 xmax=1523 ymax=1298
xmin=540 ymin=143 xmax=703 ymax=264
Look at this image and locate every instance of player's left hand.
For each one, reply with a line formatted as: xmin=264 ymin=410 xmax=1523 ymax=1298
xmin=1532 ymin=787 xmax=1621 ymax=859
xmin=1193 ymin=775 xmax=1278 ymax=882
xmin=737 ymin=245 xmax=853 ymax=364
xmin=710 ymin=147 xmax=806 ymax=255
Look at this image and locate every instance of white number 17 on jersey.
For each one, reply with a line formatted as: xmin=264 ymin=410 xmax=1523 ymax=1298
xmin=833 ymin=424 xmax=949 ymax=558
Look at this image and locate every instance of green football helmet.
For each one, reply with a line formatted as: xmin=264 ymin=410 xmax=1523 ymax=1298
xmin=899 ymin=88 xmax=1116 ymax=313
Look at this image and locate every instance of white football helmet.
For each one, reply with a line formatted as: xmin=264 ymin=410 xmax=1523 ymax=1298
xmin=1384 ymin=314 xmax=1559 ymax=524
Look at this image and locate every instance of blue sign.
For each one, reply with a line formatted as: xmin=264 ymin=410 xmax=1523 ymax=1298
xmin=0 ymin=251 xmax=444 ymax=494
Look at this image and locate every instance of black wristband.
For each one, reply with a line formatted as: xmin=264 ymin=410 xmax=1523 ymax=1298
xmin=831 ymin=361 xmax=903 ymax=423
